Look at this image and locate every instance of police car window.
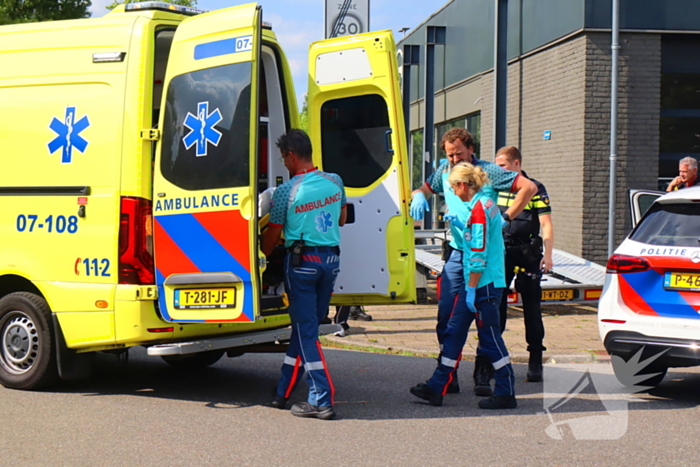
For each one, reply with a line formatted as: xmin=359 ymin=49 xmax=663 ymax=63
xmin=160 ymin=63 xmax=251 ymax=190
xmin=630 ymin=203 xmax=700 ymax=247
xmin=320 ymin=94 xmax=392 ymax=188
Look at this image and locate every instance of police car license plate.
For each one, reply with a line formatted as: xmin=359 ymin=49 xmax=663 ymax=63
xmin=541 ymin=289 xmax=574 ymax=301
xmin=174 ymin=288 xmax=236 ymax=309
xmin=664 ymin=272 xmax=700 ymax=291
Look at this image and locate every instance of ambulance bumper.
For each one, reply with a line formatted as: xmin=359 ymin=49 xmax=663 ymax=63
xmin=146 ymin=323 xmax=341 ymax=356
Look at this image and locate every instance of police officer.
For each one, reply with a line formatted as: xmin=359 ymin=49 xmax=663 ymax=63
xmin=494 ymin=146 xmax=554 ymax=382
xmin=262 ymin=129 xmax=347 ymax=420
xmin=409 ymin=128 xmax=537 ymax=397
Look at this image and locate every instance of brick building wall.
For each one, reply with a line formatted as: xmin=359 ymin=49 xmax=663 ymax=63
xmin=482 ymin=35 xmax=589 ymax=257
xmin=582 ymin=32 xmax=661 ymax=263
xmin=479 ymin=32 xmax=661 ymax=263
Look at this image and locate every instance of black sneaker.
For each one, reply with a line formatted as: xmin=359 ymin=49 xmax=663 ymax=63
xmin=349 ymin=306 xmax=372 ymax=321
xmin=290 ymin=402 xmax=336 ymax=420
xmin=409 ymin=383 xmax=443 ymax=406
xmin=478 ymin=395 xmax=517 ymax=409
xmin=271 ymin=394 xmax=288 ymax=409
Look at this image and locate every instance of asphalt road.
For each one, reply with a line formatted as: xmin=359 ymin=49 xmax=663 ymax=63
xmin=1 ymin=348 xmax=699 ymax=466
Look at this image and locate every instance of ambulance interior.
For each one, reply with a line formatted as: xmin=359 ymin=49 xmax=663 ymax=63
xmin=152 ymin=29 xmax=290 ymax=306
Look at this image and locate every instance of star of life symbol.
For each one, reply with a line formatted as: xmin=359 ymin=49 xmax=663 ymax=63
xmin=542 ymin=346 xmax=669 ymax=440
xmin=47 ymin=106 xmax=90 ymax=164
xmin=315 ymin=210 xmax=333 ymax=233
xmin=183 ymin=101 xmax=223 ymax=157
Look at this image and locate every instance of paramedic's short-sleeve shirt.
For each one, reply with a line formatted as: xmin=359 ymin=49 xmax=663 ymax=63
xmin=269 ymin=170 xmax=346 ymax=247
xmin=427 ymin=158 xmax=519 ymax=195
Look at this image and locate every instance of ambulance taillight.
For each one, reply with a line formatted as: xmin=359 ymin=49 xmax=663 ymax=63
xmin=118 ymin=197 xmax=155 ymax=284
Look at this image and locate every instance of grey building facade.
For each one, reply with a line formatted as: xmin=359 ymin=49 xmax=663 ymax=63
xmin=400 ymin=0 xmax=700 ymax=264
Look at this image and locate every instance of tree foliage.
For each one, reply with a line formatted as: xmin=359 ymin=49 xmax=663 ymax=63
xmin=298 ymin=94 xmax=309 ymax=133
xmin=0 ymin=0 xmax=91 ymax=24
xmin=105 ymin=0 xmax=196 ymax=10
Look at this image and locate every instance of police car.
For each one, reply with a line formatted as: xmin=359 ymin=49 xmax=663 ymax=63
xmin=599 ymin=186 xmax=700 ymax=387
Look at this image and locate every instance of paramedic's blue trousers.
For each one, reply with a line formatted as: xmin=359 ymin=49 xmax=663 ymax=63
xmin=427 ymin=283 xmax=516 ymax=397
xmin=275 ymin=247 xmax=339 ymax=407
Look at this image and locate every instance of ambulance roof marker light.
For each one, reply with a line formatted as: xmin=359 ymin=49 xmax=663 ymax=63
xmin=262 ymin=21 xmax=273 ymax=30
xmin=124 ymin=2 xmax=207 ymax=16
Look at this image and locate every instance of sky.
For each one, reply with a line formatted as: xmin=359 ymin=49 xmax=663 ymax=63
xmin=88 ymin=0 xmax=444 ymax=107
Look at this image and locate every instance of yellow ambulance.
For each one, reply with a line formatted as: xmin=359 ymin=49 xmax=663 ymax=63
xmin=0 ymin=2 xmax=415 ymax=389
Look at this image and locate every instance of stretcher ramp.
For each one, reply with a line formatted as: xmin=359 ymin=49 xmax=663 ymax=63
xmin=414 ymin=229 xmax=606 ymax=305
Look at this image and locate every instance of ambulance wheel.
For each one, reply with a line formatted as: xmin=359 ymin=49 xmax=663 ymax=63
xmin=0 ymin=292 xmax=58 ymax=390
xmin=161 ymin=349 xmax=225 ymax=369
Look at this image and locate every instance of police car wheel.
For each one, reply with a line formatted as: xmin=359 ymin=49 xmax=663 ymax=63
xmin=161 ymin=349 xmax=225 ymax=369
xmin=0 ymin=292 xmax=58 ymax=390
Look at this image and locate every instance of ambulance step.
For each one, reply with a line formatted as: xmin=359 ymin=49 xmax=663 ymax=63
xmin=147 ymin=324 xmax=341 ymax=356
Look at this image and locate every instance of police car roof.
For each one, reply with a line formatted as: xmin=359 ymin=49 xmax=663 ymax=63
xmin=657 ymin=185 xmax=700 ymax=203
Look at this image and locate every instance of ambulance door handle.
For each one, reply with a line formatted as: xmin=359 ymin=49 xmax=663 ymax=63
xmin=384 ymin=129 xmax=394 ymax=155
xmin=78 ymin=205 xmax=86 ymax=218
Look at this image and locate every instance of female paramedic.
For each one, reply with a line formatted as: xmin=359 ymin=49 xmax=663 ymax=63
xmin=409 ymin=162 xmax=517 ymax=409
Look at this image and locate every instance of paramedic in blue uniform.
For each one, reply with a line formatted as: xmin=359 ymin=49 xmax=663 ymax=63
xmin=495 ymin=146 xmax=554 ymax=383
xmin=262 ymin=129 xmax=347 ymax=420
xmin=410 ymin=162 xmax=517 ymax=409
xmin=410 ymin=128 xmax=536 ymax=396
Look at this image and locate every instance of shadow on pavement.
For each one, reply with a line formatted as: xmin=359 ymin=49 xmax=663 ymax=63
xmin=48 ymin=347 xmax=700 ymax=422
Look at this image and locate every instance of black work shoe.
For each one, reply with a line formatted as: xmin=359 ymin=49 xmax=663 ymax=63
xmin=446 ymin=379 xmax=460 ymax=394
xmin=410 ymin=383 xmax=443 ymax=406
xmin=526 ymin=351 xmax=543 ymax=382
xmin=271 ymin=394 xmax=288 ymax=409
xmin=290 ymin=402 xmax=336 ymax=420
xmin=473 ymin=356 xmax=494 ymax=397
xmin=349 ymin=306 xmax=372 ymax=321
xmin=478 ymin=395 xmax=517 ymax=410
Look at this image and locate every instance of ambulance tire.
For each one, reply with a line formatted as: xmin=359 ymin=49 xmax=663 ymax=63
xmin=161 ymin=349 xmax=225 ymax=369
xmin=0 ymin=292 xmax=58 ymax=390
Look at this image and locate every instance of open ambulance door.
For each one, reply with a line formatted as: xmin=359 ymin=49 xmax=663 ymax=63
xmin=307 ymin=31 xmax=416 ymax=305
xmin=629 ymin=189 xmax=664 ymax=227
xmin=152 ymin=4 xmax=262 ymax=323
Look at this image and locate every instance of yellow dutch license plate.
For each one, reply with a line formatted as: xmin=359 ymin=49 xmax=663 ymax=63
xmin=664 ymin=272 xmax=700 ymax=291
xmin=174 ymin=288 xmax=236 ymax=310
xmin=541 ymin=289 xmax=574 ymax=301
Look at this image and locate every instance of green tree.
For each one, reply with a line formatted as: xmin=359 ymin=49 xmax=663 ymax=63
xmin=0 ymin=0 xmax=91 ymax=24
xmin=105 ymin=0 xmax=196 ymax=10
xmin=298 ymin=93 xmax=309 ymax=133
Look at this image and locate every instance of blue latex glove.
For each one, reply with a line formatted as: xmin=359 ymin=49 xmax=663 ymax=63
xmin=501 ymin=213 xmax=510 ymax=231
xmin=466 ymin=286 xmax=478 ymax=314
xmin=443 ymin=213 xmax=465 ymax=230
xmin=410 ymin=192 xmax=430 ymax=221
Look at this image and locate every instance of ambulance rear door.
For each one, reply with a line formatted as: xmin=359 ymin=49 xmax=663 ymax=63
xmin=152 ymin=4 xmax=262 ymax=323
xmin=307 ymin=30 xmax=415 ymax=305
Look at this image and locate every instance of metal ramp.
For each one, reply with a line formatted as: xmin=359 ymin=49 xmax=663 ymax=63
xmin=414 ymin=230 xmax=606 ymax=306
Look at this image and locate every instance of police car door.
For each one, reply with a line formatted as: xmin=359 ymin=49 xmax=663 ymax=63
xmin=629 ymin=189 xmax=664 ymax=227
xmin=307 ymin=31 xmax=415 ymax=305
xmin=152 ymin=4 xmax=262 ymax=323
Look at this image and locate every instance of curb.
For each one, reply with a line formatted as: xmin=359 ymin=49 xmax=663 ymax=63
xmin=322 ymin=335 xmax=611 ymax=364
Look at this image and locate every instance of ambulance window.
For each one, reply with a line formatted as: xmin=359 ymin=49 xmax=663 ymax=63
xmin=320 ymin=94 xmax=392 ymax=188
xmin=160 ymin=62 xmax=251 ymax=190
